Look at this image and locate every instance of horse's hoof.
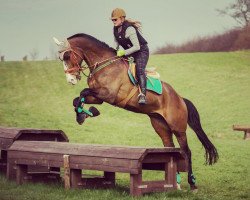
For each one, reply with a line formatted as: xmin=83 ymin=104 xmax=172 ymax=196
xmin=76 ymin=113 xmax=87 ymax=125
xmin=89 ymin=106 xmax=100 ymax=117
xmin=192 ymin=188 xmax=198 ymax=193
xmin=177 ymin=183 xmax=182 ymax=190
xmin=190 ymin=185 xmax=198 ymax=193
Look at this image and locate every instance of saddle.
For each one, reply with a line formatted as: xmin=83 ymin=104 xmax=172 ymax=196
xmin=127 ymin=61 xmax=162 ymax=95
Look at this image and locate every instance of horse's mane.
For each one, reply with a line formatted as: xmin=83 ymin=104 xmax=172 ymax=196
xmin=67 ymin=33 xmax=116 ymax=53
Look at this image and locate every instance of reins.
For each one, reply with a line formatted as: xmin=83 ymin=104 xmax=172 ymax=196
xmin=63 ymin=47 xmax=128 ymax=79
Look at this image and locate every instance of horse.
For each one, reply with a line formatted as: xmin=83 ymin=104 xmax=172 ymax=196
xmin=53 ymin=33 xmax=218 ymax=190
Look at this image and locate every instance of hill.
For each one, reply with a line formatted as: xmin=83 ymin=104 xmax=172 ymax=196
xmin=0 ymin=51 xmax=249 ymax=200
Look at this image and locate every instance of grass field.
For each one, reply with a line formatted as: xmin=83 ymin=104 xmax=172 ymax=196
xmin=0 ymin=51 xmax=249 ymax=200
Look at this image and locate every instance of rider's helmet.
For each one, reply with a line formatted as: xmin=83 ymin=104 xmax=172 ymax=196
xmin=111 ymin=8 xmax=126 ymax=19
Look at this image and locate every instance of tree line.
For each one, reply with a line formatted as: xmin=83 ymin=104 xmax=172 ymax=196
xmin=0 ymin=45 xmax=58 ymax=62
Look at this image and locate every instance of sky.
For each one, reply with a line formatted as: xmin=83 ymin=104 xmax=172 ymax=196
xmin=0 ymin=0 xmax=237 ymax=61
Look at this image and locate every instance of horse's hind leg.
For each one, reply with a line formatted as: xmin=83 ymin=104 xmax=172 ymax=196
xmin=149 ymin=114 xmax=174 ymax=147
xmin=149 ymin=114 xmax=184 ymax=189
xmin=174 ymin=131 xmax=198 ymax=191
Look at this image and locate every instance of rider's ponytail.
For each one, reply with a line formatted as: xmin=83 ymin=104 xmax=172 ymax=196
xmin=125 ymin=19 xmax=142 ymax=32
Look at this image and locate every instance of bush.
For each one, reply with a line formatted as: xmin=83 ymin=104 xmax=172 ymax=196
xmin=154 ymin=26 xmax=250 ymax=54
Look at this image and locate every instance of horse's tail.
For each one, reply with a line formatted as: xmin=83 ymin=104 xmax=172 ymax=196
xmin=183 ymin=98 xmax=219 ymax=165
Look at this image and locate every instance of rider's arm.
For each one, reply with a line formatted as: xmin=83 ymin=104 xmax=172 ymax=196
xmin=114 ymin=36 xmax=120 ymax=50
xmin=124 ymin=26 xmax=140 ymax=55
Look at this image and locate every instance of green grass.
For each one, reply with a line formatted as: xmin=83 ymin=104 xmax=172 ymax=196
xmin=0 ymin=51 xmax=250 ymax=200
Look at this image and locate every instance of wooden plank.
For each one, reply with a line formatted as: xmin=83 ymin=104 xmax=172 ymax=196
xmin=138 ymin=180 xmax=174 ymax=194
xmin=8 ymin=151 xmax=64 ymax=162
xmin=8 ymin=157 xmax=63 ymax=168
xmin=63 ymin=155 xmax=70 ymax=189
xmin=70 ymin=155 xmax=139 ymax=169
xmin=0 ymin=138 xmax=13 ymax=150
xmin=0 ymin=127 xmax=22 ymax=139
xmin=0 ymin=126 xmax=68 ymax=142
xmin=9 ymin=141 xmax=182 ymax=161
xmin=8 ymin=151 xmax=64 ymax=168
xmin=69 ymin=162 xmax=139 ymax=174
xmin=8 ymin=156 xmax=139 ymax=174
xmin=142 ymin=153 xmax=173 ymax=163
xmin=233 ymin=125 xmax=250 ymax=131
xmin=17 ymin=130 xmax=68 ymax=142
xmin=8 ymin=151 xmax=139 ymax=173
xmin=9 ymin=141 xmax=146 ymax=159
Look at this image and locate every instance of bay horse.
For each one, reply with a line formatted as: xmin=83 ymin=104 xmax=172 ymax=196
xmin=53 ymin=33 xmax=218 ymax=190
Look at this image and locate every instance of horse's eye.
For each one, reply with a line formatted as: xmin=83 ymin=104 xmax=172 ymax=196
xmin=63 ymin=51 xmax=71 ymax=60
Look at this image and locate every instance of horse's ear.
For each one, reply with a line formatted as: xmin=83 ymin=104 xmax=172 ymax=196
xmin=53 ymin=37 xmax=63 ymax=46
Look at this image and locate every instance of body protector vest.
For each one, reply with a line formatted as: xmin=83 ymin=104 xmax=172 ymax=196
xmin=113 ymin=21 xmax=148 ymax=50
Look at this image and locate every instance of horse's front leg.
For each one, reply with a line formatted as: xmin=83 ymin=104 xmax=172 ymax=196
xmin=73 ymin=88 xmax=103 ymax=125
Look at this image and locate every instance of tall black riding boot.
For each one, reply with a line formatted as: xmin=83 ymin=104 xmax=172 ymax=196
xmin=138 ymin=74 xmax=147 ymax=105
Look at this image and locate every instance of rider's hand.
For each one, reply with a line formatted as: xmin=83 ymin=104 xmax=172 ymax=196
xmin=116 ymin=50 xmax=126 ymax=57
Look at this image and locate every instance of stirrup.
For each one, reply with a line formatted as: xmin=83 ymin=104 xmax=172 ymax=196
xmin=138 ymin=93 xmax=147 ymax=105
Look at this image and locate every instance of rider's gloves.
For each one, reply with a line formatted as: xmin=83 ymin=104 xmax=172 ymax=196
xmin=116 ymin=50 xmax=126 ymax=57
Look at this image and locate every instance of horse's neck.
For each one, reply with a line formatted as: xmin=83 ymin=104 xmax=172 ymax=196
xmin=71 ymin=38 xmax=115 ymax=67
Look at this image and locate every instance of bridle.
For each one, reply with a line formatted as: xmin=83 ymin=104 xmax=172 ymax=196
xmin=60 ymin=47 xmax=123 ymax=79
xmin=60 ymin=47 xmax=90 ymax=78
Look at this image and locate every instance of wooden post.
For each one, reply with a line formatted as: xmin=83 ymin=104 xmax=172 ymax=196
xmin=16 ymin=164 xmax=27 ymax=185
xmin=244 ymin=130 xmax=250 ymax=140
xmin=130 ymin=171 xmax=142 ymax=197
xmin=63 ymin=155 xmax=70 ymax=189
xmin=165 ymin=156 xmax=177 ymax=189
xmin=70 ymin=169 xmax=82 ymax=188
xmin=104 ymin=171 xmax=116 ymax=187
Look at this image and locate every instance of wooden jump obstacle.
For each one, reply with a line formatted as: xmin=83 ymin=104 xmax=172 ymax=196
xmin=233 ymin=125 xmax=250 ymax=140
xmin=0 ymin=127 xmax=68 ymax=180
xmin=8 ymin=141 xmax=187 ymax=197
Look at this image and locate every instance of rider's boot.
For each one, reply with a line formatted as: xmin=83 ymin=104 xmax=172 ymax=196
xmin=138 ymin=74 xmax=147 ymax=105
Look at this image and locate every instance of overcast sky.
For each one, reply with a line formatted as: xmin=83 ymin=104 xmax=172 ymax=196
xmin=0 ymin=0 xmax=237 ymax=61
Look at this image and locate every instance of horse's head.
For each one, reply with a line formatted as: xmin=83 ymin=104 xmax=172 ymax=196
xmin=53 ymin=37 xmax=84 ymax=85
xmin=53 ymin=34 xmax=118 ymax=85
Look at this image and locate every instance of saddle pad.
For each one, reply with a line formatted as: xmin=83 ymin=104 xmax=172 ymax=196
xmin=128 ymin=69 xmax=162 ymax=95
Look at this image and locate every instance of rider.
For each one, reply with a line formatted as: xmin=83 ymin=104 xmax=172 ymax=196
xmin=111 ymin=8 xmax=149 ymax=105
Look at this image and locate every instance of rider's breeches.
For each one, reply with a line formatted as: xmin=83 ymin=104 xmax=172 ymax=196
xmin=133 ymin=45 xmax=149 ymax=78
xmin=132 ymin=45 xmax=149 ymax=95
